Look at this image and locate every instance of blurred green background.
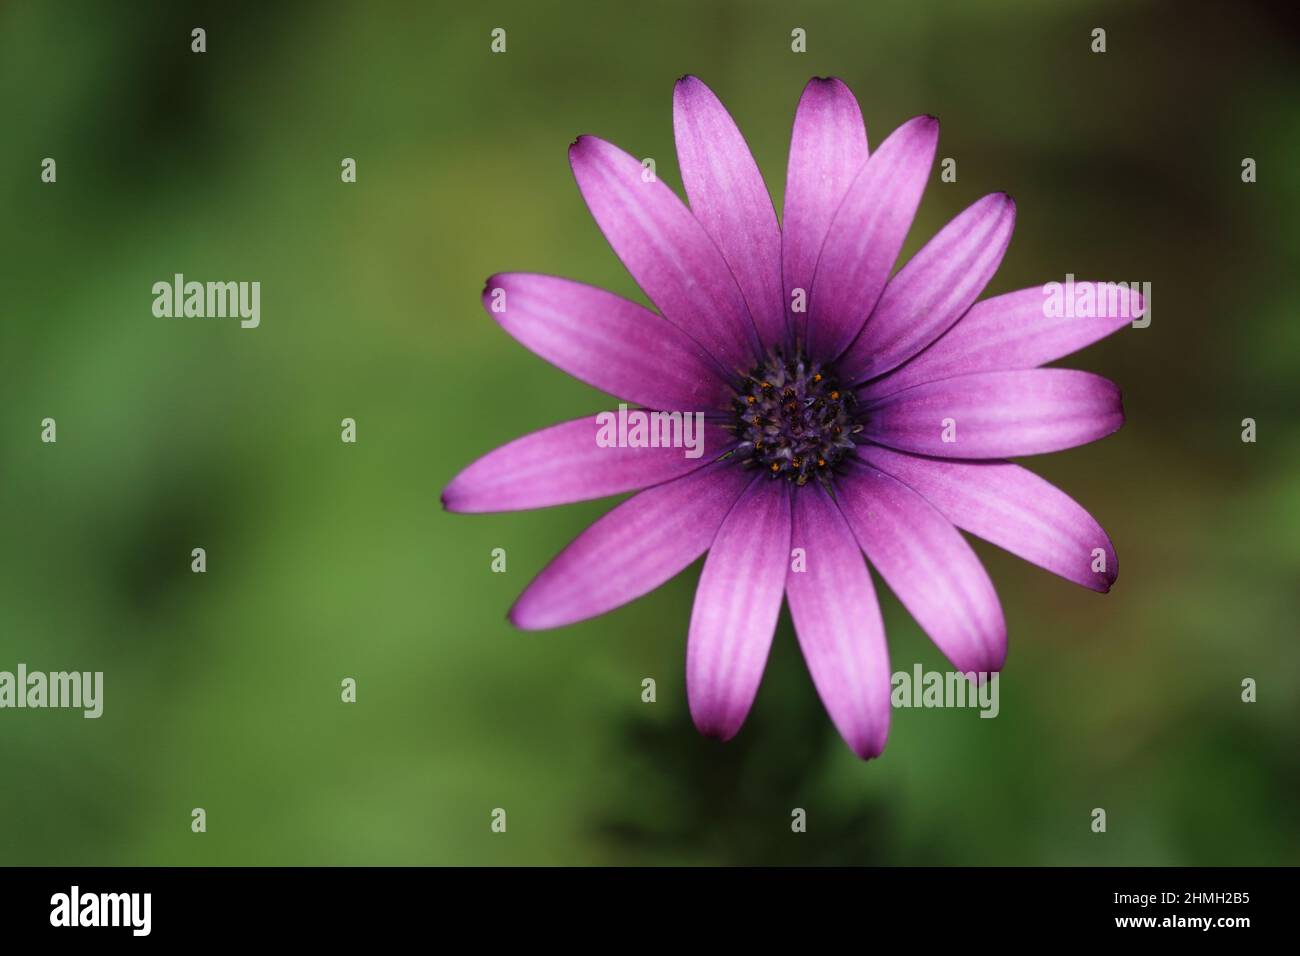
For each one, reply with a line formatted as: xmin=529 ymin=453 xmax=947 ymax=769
xmin=1 ymin=0 xmax=1297 ymax=865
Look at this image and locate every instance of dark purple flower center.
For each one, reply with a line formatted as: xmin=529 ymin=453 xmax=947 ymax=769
xmin=731 ymin=351 xmax=860 ymax=486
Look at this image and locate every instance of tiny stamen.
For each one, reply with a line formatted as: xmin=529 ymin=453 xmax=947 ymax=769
xmin=731 ymin=349 xmax=860 ymax=486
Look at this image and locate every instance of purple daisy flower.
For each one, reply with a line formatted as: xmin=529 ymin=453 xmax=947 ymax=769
xmin=444 ymin=76 xmax=1136 ymax=759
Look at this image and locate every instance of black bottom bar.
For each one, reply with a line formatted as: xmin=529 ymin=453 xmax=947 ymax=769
xmin=0 ymin=866 xmax=1286 ymax=941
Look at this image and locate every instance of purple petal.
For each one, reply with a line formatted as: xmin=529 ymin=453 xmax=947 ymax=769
xmin=857 ymin=445 xmax=1118 ymax=591
xmin=786 ymin=485 xmax=891 ymax=759
xmin=861 ymin=369 xmax=1124 ymax=459
xmin=482 ymin=273 xmax=731 ymax=411
xmin=569 ymin=135 xmax=760 ymax=374
xmin=673 ymin=76 xmax=784 ymax=349
xmin=838 ymin=193 xmax=1016 ymax=384
xmin=806 ymin=115 xmax=939 ymax=362
xmin=861 ymin=281 xmax=1143 ymax=401
xmin=782 ymin=78 xmax=869 ymax=346
xmin=687 ymin=478 xmax=791 ymax=741
xmin=837 ymin=462 xmax=1006 ymax=673
xmin=443 ymin=416 xmax=732 ymax=514
xmin=509 ymin=463 xmax=751 ymax=630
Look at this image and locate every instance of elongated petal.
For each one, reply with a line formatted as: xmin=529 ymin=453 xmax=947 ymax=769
xmin=862 ymin=369 xmax=1124 ymax=459
xmin=483 ymin=273 xmax=731 ymax=411
xmin=861 ymin=281 xmax=1143 ymax=400
xmin=569 ymin=135 xmax=760 ymax=374
xmin=807 ymin=115 xmax=939 ymax=361
xmin=783 ymin=78 xmax=869 ymax=344
xmin=510 ymin=463 xmax=751 ymax=630
xmin=443 ymin=416 xmax=731 ymax=514
xmin=837 ymin=463 xmax=1005 ymax=673
xmin=786 ymin=485 xmax=891 ymax=758
xmin=857 ymin=445 xmax=1118 ymax=591
xmin=839 ymin=193 xmax=1016 ymax=384
xmin=674 ymin=76 xmax=784 ymax=349
xmin=687 ymin=478 xmax=791 ymax=741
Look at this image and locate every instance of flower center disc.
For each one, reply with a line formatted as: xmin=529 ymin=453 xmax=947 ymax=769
xmin=732 ymin=352 xmax=859 ymax=486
